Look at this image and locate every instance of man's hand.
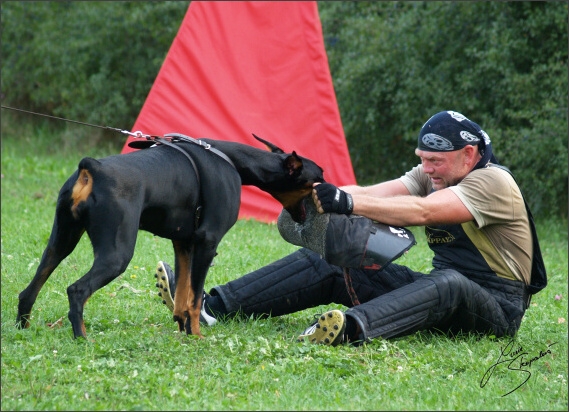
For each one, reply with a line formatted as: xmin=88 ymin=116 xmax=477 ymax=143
xmin=312 ymin=183 xmax=353 ymax=215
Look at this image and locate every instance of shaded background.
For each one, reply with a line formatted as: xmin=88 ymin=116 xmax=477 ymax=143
xmin=1 ymin=1 xmax=567 ymax=217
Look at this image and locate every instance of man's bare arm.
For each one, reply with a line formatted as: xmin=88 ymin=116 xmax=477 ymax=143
xmin=350 ymin=188 xmax=473 ymax=226
xmin=341 ymin=179 xmax=411 ymax=198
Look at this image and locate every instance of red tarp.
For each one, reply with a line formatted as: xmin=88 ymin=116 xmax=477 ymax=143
xmin=121 ymin=1 xmax=356 ymax=223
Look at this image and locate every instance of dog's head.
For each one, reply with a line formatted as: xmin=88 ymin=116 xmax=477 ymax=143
xmin=253 ymin=134 xmax=325 ymax=223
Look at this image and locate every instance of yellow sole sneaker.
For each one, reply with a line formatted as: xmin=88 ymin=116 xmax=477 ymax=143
xmin=155 ymin=261 xmax=175 ymax=313
xmin=297 ymin=310 xmax=346 ymax=346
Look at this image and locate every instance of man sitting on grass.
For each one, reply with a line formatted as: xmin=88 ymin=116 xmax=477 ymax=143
xmin=154 ymin=110 xmax=545 ymax=345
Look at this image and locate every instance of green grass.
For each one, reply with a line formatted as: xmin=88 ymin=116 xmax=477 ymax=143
xmin=1 ymin=119 xmax=567 ymax=410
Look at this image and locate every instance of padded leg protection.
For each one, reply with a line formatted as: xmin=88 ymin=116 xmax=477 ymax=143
xmin=278 ymin=197 xmax=415 ymax=269
xmin=346 ymin=269 xmax=525 ymax=341
xmin=211 ymin=248 xmax=349 ymax=318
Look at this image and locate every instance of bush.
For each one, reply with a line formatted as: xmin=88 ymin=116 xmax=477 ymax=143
xmin=1 ymin=1 xmax=188 ymax=129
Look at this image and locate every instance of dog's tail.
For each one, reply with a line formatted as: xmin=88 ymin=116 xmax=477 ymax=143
xmin=70 ymin=157 xmax=101 ymax=219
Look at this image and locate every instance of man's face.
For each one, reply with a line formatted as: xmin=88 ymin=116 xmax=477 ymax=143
xmin=415 ymin=148 xmax=470 ymax=191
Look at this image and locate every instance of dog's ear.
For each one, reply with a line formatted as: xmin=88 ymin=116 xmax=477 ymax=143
xmin=285 ymin=151 xmax=304 ymax=177
xmin=252 ymin=133 xmax=285 ymax=154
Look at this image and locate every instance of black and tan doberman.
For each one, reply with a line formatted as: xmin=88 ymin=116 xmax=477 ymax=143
xmin=16 ymin=133 xmax=324 ymax=339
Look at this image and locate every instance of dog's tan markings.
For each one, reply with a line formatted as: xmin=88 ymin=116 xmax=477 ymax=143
xmin=71 ymin=169 xmax=93 ymax=218
xmin=80 ymin=320 xmax=86 ymax=337
xmin=188 ymin=291 xmax=202 ymax=338
xmin=21 ymin=264 xmax=61 ymax=328
xmin=171 ymin=243 xmax=203 ymax=338
xmin=172 ymin=254 xmax=190 ymax=331
xmin=271 ymin=187 xmax=312 ymax=209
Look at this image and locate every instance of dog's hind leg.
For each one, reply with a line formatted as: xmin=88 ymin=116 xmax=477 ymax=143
xmin=172 ymin=225 xmax=228 ymax=337
xmin=187 ymin=239 xmax=217 ymax=337
xmin=171 ymin=234 xmax=219 ymax=338
xmin=17 ymin=194 xmax=85 ymax=329
xmin=66 ymin=209 xmax=139 ymax=339
xmin=171 ymin=240 xmax=198 ymax=336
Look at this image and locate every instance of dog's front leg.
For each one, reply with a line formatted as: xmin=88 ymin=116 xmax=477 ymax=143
xmin=172 ymin=241 xmax=203 ymax=338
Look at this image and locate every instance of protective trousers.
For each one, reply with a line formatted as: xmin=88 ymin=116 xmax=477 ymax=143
xmin=211 ymin=248 xmax=527 ymax=341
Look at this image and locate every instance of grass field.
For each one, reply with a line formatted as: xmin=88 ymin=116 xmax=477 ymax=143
xmin=1 ymin=119 xmax=567 ymax=410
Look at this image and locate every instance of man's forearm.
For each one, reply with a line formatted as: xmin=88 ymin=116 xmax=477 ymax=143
xmin=341 ymin=179 xmax=410 ymax=198
xmin=351 ymin=187 xmax=473 ymax=227
xmin=351 ymin=194 xmax=427 ymax=226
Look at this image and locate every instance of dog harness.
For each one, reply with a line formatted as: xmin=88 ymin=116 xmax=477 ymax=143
xmin=128 ymin=132 xmax=236 ymax=227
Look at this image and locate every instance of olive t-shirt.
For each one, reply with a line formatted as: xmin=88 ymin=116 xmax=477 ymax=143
xmin=399 ymin=164 xmax=531 ymax=284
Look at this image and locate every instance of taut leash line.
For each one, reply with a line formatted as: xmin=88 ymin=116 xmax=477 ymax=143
xmin=1 ymin=105 xmax=236 ymax=168
xmin=1 ymin=105 xmax=146 ymax=138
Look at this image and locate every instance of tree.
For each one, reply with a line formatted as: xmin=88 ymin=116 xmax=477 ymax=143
xmin=1 ymin=1 xmax=189 ymax=128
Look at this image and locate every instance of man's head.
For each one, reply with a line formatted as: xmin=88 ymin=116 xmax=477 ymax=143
xmin=415 ymin=111 xmax=492 ymax=190
xmin=417 ymin=111 xmax=490 ymax=152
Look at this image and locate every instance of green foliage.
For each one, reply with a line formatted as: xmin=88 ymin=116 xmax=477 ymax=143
xmin=318 ymin=1 xmax=568 ymax=216
xmin=1 ymin=1 xmax=189 ymax=128
xmin=1 ymin=129 xmax=567 ymax=410
xmin=1 ymin=1 xmax=567 ymax=217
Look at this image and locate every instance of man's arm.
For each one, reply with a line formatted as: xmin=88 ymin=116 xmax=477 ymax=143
xmin=341 ymin=179 xmax=411 ymax=198
xmin=350 ymin=187 xmax=473 ymax=226
xmin=313 ymin=180 xmax=474 ymax=226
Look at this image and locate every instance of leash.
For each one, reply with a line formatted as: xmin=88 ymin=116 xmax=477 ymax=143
xmin=1 ymin=105 xmax=143 ymax=137
xmin=1 ymin=105 xmax=235 ymax=167
xmin=343 ymin=268 xmax=361 ymax=306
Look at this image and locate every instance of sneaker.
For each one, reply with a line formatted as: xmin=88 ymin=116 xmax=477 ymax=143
xmin=155 ymin=261 xmax=175 ymax=312
xmin=154 ymin=261 xmax=217 ymax=326
xmin=199 ymin=297 xmax=217 ymax=326
xmin=297 ymin=309 xmax=346 ymax=346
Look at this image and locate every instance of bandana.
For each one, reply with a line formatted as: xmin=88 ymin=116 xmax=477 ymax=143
xmin=417 ymin=110 xmax=495 ymax=169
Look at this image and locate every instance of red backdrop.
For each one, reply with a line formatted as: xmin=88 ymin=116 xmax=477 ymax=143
xmin=121 ymin=1 xmax=356 ymax=222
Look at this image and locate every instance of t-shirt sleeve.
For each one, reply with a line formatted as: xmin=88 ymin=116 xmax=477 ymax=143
xmin=448 ymin=167 xmax=524 ymax=228
xmin=399 ymin=164 xmax=432 ymax=197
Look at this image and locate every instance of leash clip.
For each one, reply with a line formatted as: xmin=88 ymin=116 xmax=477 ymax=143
xmin=122 ymin=129 xmax=152 ymax=139
xmin=129 ymin=130 xmax=152 ymax=139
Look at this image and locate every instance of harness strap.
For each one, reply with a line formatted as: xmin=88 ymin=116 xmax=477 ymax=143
xmin=153 ymin=137 xmax=201 ymax=186
xmin=164 ymin=133 xmax=236 ymax=169
xmin=133 ymin=133 xmax=238 ymax=229
xmin=487 ymin=163 xmax=547 ymax=298
xmin=153 ymin=137 xmax=203 ymax=228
